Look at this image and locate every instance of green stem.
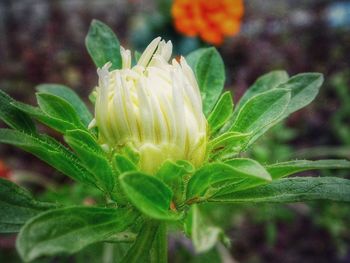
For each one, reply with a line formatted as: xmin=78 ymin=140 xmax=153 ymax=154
xmin=151 ymin=222 xmax=167 ymax=263
xmin=120 ymin=221 xmax=168 ymax=263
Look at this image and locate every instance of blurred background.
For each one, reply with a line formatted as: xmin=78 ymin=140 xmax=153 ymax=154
xmin=0 ymin=0 xmax=349 ymax=262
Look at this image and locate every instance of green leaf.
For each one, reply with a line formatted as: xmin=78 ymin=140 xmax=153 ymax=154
xmin=156 ymin=160 xmax=194 ymax=204
xmin=207 ymin=91 xmax=233 ymax=134
xmin=0 ymin=89 xmax=36 ymax=133
xmin=16 ymin=206 xmax=138 ymax=262
xmin=221 ymin=71 xmax=289 ymax=133
xmin=0 ymin=178 xmax=55 ymax=233
xmin=85 ymin=19 xmax=122 ymax=70
xmin=222 ymin=72 xmax=323 ymax=136
xmin=235 ymin=70 xmax=289 ymax=114
xmin=36 ymin=84 xmax=93 ymax=127
xmin=186 ymin=159 xmax=271 ymax=202
xmin=119 ymin=144 xmax=140 ymax=165
xmin=134 ymin=51 xmax=142 ymax=63
xmin=0 ymin=129 xmax=96 ymax=187
xmin=36 ymin=92 xmax=85 ymax=130
xmin=225 ymin=159 xmax=272 ymax=181
xmin=120 ymin=172 xmax=180 ymax=220
xmin=186 ymin=47 xmax=225 ymax=115
xmin=210 ymin=177 xmax=350 ymax=203
xmin=64 ymin=129 xmax=116 ymax=193
xmin=230 ymin=88 xmax=291 ymax=147
xmin=113 ymin=154 xmax=137 ymax=173
xmin=185 ymin=205 xmax=223 ymax=253
xmin=112 ymin=155 xmax=138 ymax=205
xmin=89 ymin=89 xmax=97 ymax=104
xmin=208 ymin=131 xmax=251 ymax=160
xmin=266 ymin=159 xmax=350 ymax=179
xmin=277 ymin=73 xmax=324 ymax=118
xmin=6 ymin=97 xmax=77 ymax=133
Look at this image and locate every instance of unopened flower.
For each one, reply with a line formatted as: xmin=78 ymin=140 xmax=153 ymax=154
xmin=172 ymin=0 xmax=244 ymax=45
xmin=90 ymin=37 xmax=207 ymax=173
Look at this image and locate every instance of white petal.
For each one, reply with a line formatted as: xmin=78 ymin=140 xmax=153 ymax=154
xmin=120 ymin=46 xmax=131 ymax=69
xmin=171 ymin=69 xmax=185 ymax=150
xmin=96 ymin=63 xmax=114 ymax=143
xmin=136 ymin=78 xmax=154 ymax=142
xmin=88 ymin=118 xmax=96 ymax=129
xmin=155 ymin=40 xmax=173 ymax=62
xmin=146 ymin=78 xmax=168 ymax=143
xmin=137 ymin=37 xmax=161 ymax=67
xmin=111 ymin=72 xmax=131 ymax=141
xmin=180 ymin=57 xmax=202 ymax=101
xmin=162 ymin=40 xmax=173 ymax=62
xmin=120 ymin=75 xmax=139 ymax=141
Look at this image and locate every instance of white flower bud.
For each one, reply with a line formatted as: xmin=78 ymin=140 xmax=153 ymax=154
xmin=91 ymin=37 xmax=207 ymax=173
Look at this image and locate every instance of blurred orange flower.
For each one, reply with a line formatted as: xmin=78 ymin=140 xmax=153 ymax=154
xmin=0 ymin=160 xmax=11 ymax=180
xmin=172 ymin=0 xmax=244 ymax=45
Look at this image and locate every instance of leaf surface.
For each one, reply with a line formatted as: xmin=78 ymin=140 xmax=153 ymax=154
xmin=120 ymin=172 xmax=180 ymax=220
xmin=17 ymin=207 xmax=138 ymax=262
xmin=266 ymin=159 xmax=350 ymax=179
xmin=36 ymin=84 xmax=92 ymax=127
xmin=186 ymin=47 xmax=225 ymax=115
xmin=0 ymin=178 xmax=55 ymax=233
xmin=210 ymin=177 xmax=350 ymax=203
xmin=85 ymin=19 xmax=122 ymax=70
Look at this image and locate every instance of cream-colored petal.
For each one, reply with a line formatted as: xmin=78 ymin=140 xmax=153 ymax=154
xmin=137 ymin=37 xmax=161 ymax=67
xmin=120 ymin=46 xmax=131 ymax=69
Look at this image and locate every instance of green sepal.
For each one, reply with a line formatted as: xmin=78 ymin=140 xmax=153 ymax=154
xmin=120 ymin=172 xmax=181 ymax=220
xmin=156 ymin=160 xmax=194 ymax=204
xmin=113 ymin=154 xmax=138 ymax=174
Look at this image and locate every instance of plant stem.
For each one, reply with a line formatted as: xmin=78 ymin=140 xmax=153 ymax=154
xmin=151 ymin=222 xmax=168 ymax=263
xmin=120 ymin=220 xmax=168 ymax=263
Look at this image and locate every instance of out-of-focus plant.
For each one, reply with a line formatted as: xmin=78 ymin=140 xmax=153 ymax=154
xmin=0 ymin=160 xmax=11 ymax=180
xmin=171 ymin=0 xmax=244 ymax=45
xmin=0 ymin=19 xmax=350 ymax=263
xmin=130 ymin=0 xmax=202 ymax=55
xmin=330 ymin=71 xmax=350 ymax=146
xmin=248 ymin=122 xmax=297 ymax=164
xmin=131 ymin=0 xmax=244 ymax=55
xmin=312 ymin=202 xmax=350 ymax=256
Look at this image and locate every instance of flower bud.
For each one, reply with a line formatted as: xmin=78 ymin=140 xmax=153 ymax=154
xmin=91 ymin=37 xmax=207 ymax=173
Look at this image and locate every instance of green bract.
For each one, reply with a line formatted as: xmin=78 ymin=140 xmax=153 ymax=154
xmin=0 ymin=20 xmax=350 ymax=262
